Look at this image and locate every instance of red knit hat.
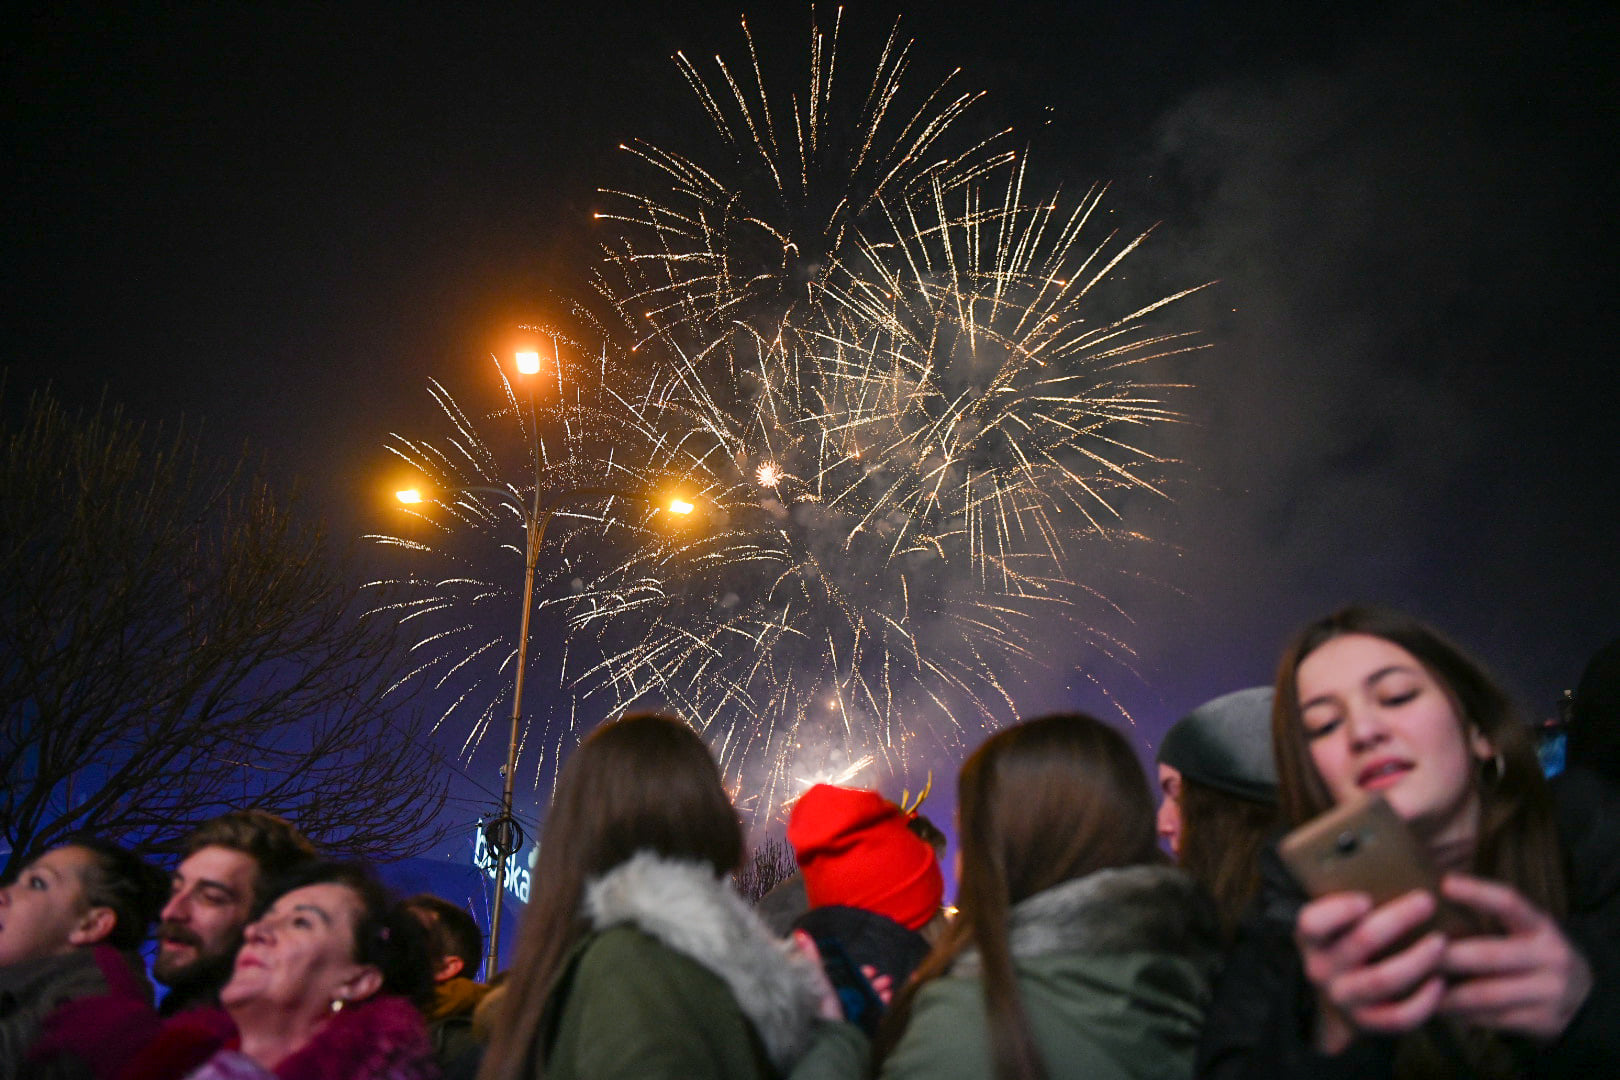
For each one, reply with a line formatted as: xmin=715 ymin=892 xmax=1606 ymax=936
xmin=787 ymin=784 xmax=944 ymax=931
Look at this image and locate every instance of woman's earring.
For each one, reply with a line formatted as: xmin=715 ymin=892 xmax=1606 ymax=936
xmin=330 ymin=996 xmax=346 ymax=1014
xmin=1484 ymin=751 xmax=1506 ymax=784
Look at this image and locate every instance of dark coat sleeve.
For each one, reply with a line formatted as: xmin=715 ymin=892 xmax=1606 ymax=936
xmin=1537 ymin=767 xmax=1620 ymax=1071
xmin=1195 ymin=849 xmax=1395 ymax=1080
xmin=1203 ymin=775 xmax=1620 ymax=1078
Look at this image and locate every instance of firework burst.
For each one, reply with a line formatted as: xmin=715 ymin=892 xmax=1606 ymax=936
xmin=368 ymin=12 xmax=1210 ymax=816
xmin=594 ymin=9 xmax=1013 ymax=369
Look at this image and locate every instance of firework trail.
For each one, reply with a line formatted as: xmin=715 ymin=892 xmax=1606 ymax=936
xmin=369 ymin=12 xmax=1209 ymax=816
xmin=593 ymin=8 xmax=1013 ymax=373
xmin=364 ymin=342 xmax=691 ymax=784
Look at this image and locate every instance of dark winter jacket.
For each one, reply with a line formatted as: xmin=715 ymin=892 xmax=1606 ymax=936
xmin=158 ymin=979 xmax=228 ymax=1019
xmin=1 ymin=945 xmax=151 ymax=1080
xmin=112 ymin=995 xmax=435 ymax=1080
xmin=796 ymin=864 xmax=1222 ymax=1080
xmin=1196 ymin=768 xmax=1620 ymax=1078
xmin=424 ymin=976 xmax=489 ymax=1068
xmin=791 ymin=905 xmax=931 ymax=999
xmin=532 ymin=852 xmax=826 ymax=1080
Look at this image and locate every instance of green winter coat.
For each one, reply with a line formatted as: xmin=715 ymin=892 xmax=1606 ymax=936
xmin=795 ymin=864 xmax=1221 ymax=1080
xmin=534 ymin=853 xmax=826 ymax=1080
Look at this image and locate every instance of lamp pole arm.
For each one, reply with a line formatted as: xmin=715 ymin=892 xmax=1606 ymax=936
xmin=480 ymin=483 xmax=665 ymax=981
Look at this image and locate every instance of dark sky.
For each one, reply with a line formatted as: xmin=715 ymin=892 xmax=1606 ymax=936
xmin=8 ymin=1 xmax=1618 ymax=856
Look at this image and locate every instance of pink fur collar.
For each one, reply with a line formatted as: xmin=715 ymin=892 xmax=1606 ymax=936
xmin=272 ymin=995 xmax=431 ymax=1080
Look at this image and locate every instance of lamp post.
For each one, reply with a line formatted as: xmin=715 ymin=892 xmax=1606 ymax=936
xmin=486 ymin=481 xmax=684 ymax=982
xmin=397 ymin=477 xmax=692 ymax=981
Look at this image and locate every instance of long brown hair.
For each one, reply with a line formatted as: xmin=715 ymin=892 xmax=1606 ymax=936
xmin=1176 ymin=779 xmax=1276 ymax=941
xmin=876 ymin=713 xmax=1161 ymax=1080
xmin=1272 ymin=607 xmax=1566 ymax=918
xmin=477 ymin=713 xmax=742 ymax=1080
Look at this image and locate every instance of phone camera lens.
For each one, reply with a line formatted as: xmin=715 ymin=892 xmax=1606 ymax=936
xmin=1334 ymin=830 xmax=1358 ymax=855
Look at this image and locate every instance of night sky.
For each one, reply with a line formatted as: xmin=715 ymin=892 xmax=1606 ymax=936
xmin=8 ymin=1 xmax=1618 ymax=859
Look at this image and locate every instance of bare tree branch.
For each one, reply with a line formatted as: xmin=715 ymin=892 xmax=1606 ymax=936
xmin=1 ymin=387 xmax=451 ymax=875
xmin=733 ymin=834 xmax=797 ymax=904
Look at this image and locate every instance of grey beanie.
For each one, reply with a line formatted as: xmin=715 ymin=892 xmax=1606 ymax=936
xmin=1157 ymin=686 xmax=1278 ymax=804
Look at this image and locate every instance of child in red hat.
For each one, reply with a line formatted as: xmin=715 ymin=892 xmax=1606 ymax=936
xmin=785 ymin=785 xmax=945 ymax=1031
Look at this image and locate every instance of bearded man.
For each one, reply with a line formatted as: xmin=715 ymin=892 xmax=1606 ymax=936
xmin=153 ymin=810 xmax=316 ymax=1015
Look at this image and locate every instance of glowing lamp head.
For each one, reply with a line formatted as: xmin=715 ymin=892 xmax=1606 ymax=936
xmin=515 ymin=350 xmax=542 ymax=375
xmin=396 ymin=488 xmax=424 ymax=505
xmin=668 ymin=498 xmax=695 ymax=516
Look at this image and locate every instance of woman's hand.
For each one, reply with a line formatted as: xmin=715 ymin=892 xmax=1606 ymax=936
xmin=1438 ymin=873 xmax=1593 ymax=1040
xmin=1295 ymin=889 xmax=1447 ymax=1054
xmin=790 ymin=931 xmax=846 ymax=1021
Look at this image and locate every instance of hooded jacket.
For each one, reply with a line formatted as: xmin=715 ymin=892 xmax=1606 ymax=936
xmin=798 ymin=864 xmax=1221 ymax=1080
xmin=534 ymin=852 xmax=827 ymax=1080
xmin=890 ymin=865 xmax=1218 ymax=1079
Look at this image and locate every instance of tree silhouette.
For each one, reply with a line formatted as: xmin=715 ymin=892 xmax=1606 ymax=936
xmin=734 ymin=833 xmax=797 ymax=904
xmin=1 ymin=388 xmax=450 ymax=875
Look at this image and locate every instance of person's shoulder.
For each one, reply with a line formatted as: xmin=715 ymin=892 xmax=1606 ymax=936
xmin=581 ymin=924 xmax=675 ymax=966
xmin=575 ymin=925 xmax=727 ymax=997
xmin=1552 ymin=766 xmax=1620 ymax=910
xmin=1551 ymin=765 xmax=1620 ymax=824
xmin=881 ymin=977 xmax=992 ymax=1080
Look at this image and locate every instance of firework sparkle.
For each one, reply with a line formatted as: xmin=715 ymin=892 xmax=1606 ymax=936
xmin=368 ymin=12 xmax=1210 ymax=815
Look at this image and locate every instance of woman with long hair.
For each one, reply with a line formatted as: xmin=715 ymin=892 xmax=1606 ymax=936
xmin=477 ymin=713 xmax=826 ymax=1080
xmin=867 ymin=713 xmax=1221 ymax=1080
xmin=1198 ymin=607 xmax=1620 ymax=1078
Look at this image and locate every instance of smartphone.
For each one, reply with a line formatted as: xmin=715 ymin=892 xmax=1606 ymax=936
xmin=1281 ymin=793 xmax=1487 ymax=963
xmin=1279 ymin=793 xmax=1439 ymax=907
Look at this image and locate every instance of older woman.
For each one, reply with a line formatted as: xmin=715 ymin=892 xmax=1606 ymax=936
xmin=1198 ymin=607 xmax=1620 ymax=1078
xmin=0 ymin=837 xmax=165 ymax=1078
xmin=119 ymin=861 xmax=436 ymax=1080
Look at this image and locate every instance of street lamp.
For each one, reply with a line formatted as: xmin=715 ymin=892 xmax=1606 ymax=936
xmin=395 ymin=372 xmax=694 ymax=980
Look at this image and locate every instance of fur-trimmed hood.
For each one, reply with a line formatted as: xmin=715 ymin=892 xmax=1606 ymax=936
xmin=584 ymin=852 xmax=825 ymax=1071
xmin=953 ymin=864 xmax=1221 ymax=976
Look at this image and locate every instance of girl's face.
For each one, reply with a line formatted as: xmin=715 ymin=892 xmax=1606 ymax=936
xmin=1156 ymin=763 xmax=1184 ymax=858
xmin=0 ymin=846 xmax=96 ymax=967
xmin=1296 ymin=633 xmax=1492 ymax=848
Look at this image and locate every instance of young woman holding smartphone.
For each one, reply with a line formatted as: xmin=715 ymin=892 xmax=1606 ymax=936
xmin=1198 ymin=607 xmax=1620 ymax=1077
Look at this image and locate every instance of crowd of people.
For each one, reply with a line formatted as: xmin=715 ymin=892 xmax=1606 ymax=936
xmin=2 ymin=605 xmax=1616 ymax=1079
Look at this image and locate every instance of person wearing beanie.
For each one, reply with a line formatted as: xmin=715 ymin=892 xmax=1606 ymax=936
xmin=786 ymin=785 xmax=944 ymax=1032
xmin=1155 ymin=686 xmax=1279 ymax=939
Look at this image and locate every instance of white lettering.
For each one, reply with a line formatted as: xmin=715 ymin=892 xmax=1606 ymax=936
xmin=470 ymin=830 xmax=531 ymax=903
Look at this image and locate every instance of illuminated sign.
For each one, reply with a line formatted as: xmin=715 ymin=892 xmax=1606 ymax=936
xmin=471 ymin=829 xmax=535 ymax=904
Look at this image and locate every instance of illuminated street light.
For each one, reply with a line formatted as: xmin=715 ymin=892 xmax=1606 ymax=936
xmin=397 ymin=473 xmax=696 ymax=979
xmin=515 ymin=350 xmax=541 ymax=375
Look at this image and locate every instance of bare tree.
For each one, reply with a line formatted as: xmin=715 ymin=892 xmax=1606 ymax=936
xmin=0 ymin=389 xmax=451 ymax=876
xmin=734 ymin=834 xmax=797 ymax=904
